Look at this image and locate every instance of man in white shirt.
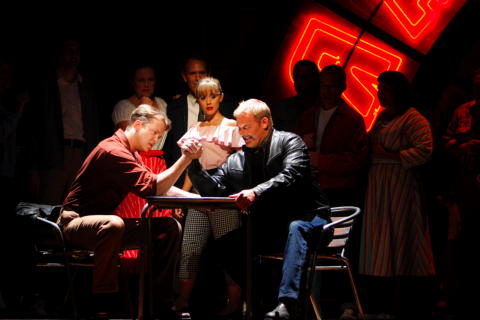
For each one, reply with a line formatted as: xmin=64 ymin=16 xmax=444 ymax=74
xmin=29 ymin=39 xmax=100 ymax=205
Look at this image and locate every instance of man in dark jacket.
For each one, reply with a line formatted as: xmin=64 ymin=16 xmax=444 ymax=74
xmin=187 ymin=99 xmax=330 ymax=320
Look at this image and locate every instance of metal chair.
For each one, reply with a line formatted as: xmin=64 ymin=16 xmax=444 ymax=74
xmin=16 ymin=202 xmax=92 ymax=319
xmin=306 ymin=206 xmax=364 ymax=320
xmin=257 ymin=206 xmax=364 ymax=320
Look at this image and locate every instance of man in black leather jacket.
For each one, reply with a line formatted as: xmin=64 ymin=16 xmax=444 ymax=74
xmin=187 ymin=99 xmax=330 ymax=320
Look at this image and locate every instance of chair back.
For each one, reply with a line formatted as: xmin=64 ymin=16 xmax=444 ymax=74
xmin=321 ymin=206 xmax=361 ymax=256
xmin=15 ymin=202 xmax=65 ymax=253
xmin=15 ymin=202 xmax=94 ymax=265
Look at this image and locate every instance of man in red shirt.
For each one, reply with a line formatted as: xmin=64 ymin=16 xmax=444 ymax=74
xmin=57 ymin=104 xmax=202 ymax=318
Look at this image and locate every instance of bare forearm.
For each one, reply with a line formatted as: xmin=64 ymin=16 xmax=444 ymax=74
xmin=156 ymin=155 xmax=191 ymax=195
xmin=164 ymin=185 xmax=200 ymax=197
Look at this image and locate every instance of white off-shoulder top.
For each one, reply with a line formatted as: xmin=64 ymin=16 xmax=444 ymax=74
xmin=178 ymin=118 xmax=245 ymax=170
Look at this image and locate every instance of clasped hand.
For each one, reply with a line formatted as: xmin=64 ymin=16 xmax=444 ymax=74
xmin=180 ymin=138 xmax=203 ymax=159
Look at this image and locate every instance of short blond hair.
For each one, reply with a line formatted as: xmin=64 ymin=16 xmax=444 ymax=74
xmin=196 ymin=77 xmax=223 ymax=97
xmin=234 ymin=99 xmax=273 ymax=125
xmin=129 ymin=104 xmax=171 ymax=131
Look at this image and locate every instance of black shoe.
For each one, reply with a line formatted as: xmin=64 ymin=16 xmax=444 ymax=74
xmin=215 ymin=308 xmax=242 ymax=320
xmin=339 ymin=302 xmax=357 ymax=319
xmin=264 ymin=303 xmax=290 ymax=320
xmin=156 ymin=304 xmax=187 ymax=320
xmin=88 ymin=312 xmax=109 ymax=320
xmin=177 ymin=309 xmax=192 ymax=320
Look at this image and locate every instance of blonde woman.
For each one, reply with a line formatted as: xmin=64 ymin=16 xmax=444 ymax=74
xmin=175 ymin=77 xmax=244 ymax=317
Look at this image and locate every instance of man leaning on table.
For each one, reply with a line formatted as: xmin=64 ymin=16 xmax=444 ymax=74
xmin=186 ymin=99 xmax=331 ymax=320
xmin=57 ymin=104 xmax=202 ymax=319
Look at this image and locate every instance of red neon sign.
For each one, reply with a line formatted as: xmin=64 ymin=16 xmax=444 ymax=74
xmin=334 ymin=0 xmax=467 ymax=54
xmin=383 ymin=0 xmax=446 ymax=40
xmin=286 ymin=10 xmax=416 ymax=131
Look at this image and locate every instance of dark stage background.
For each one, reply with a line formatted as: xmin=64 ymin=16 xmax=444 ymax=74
xmin=1 ymin=1 xmax=303 ymax=137
xmin=1 ymin=0 xmax=479 ymax=137
xmin=1 ymin=0 xmax=480 ymax=319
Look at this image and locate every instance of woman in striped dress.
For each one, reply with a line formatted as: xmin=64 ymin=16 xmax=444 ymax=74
xmin=359 ymin=71 xmax=435 ymax=317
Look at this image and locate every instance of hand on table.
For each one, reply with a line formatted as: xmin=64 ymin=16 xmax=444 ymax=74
xmin=229 ymin=189 xmax=257 ymax=214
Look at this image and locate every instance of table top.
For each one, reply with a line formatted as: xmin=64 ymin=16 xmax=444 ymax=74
xmin=145 ymin=196 xmax=237 ymax=209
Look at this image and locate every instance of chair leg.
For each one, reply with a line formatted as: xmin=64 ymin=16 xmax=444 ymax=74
xmin=64 ymin=264 xmax=79 ymax=320
xmin=342 ymin=259 xmax=365 ymax=320
xmin=309 ymin=294 xmax=322 ymax=320
xmin=120 ymin=272 xmax=137 ymax=320
xmin=302 ymin=250 xmax=320 ymax=320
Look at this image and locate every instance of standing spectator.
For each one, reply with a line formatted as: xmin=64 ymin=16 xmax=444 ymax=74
xmin=296 ymin=64 xmax=368 ymax=319
xmin=111 ymin=64 xmax=169 ymax=149
xmin=28 ymin=39 xmax=100 ymax=205
xmin=174 ymin=77 xmax=244 ymax=318
xmin=441 ymin=67 xmax=480 ymax=319
xmin=0 ymin=57 xmax=28 ymax=210
xmin=163 ymin=57 xmax=237 ymax=187
xmin=272 ymin=59 xmax=320 ymax=132
xmin=297 ymin=64 xmax=368 ymax=207
xmin=0 ymin=56 xmax=29 ymax=311
xmin=359 ymin=71 xmax=435 ymax=319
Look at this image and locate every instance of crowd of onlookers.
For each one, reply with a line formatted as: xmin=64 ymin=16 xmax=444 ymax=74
xmin=1 ymin=38 xmax=479 ymax=320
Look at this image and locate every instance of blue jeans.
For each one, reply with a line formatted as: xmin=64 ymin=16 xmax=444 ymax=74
xmin=278 ymin=215 xmax=328 ymax=300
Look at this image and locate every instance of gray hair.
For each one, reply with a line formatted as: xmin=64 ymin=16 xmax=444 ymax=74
xmin=233 ymin=99 xmax=273 ymax=125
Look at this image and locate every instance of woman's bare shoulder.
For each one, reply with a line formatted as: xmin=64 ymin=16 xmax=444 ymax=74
xmin=223 ymin=118 xmax=237 ymax=127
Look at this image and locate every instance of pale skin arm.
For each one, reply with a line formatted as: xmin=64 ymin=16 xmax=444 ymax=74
xmin=164 ymin=185 xmax=200 ymax=197
xmin=180 ymin=119 xmax=236 ymax=193
xmin=156 ymin=139 xmax=202 ymax=195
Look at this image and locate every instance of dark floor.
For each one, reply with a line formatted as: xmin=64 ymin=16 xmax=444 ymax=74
xmin=0 ymin=244 xmax=464 ymax=320
xmin=0 ymin=273 xmax=465 ymax=320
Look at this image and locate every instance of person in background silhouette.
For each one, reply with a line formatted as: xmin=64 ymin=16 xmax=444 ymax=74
xmin=112 ymin=64 xmax=169 ymax=149
xmin=441 ymin=67 xmax=480 ymax=319
xmin=28 ymin=39 xmax=100 ymax=205
xmin=271 ymin=59 xmax=320 ymax=133
xmin=297 ymin=64 xmax=368 ymax=207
